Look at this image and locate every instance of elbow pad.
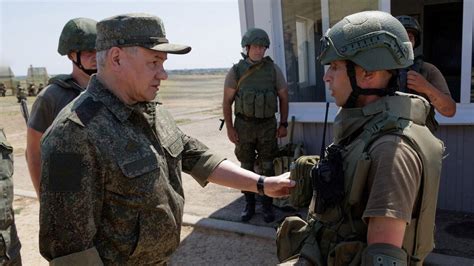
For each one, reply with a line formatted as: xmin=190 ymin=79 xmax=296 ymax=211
xmin=362 ymin=243 xmax=407 ymax=266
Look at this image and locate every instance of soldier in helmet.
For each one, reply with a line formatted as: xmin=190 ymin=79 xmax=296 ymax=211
xmin=26 ymin=17 xmax=97 ymax=198
xmin=38 ymin=13 xmax=294 ymax=264
xmin=396 ymin=15 xmax=456 ymax=133
xmin=277 ymin=11 xmax=443 ymax=265
xmin=0 ymin=129 xmax=22 ymax=264
xmin=16 ymin=84 xmax=27 ymax=103
xmin=223 ymin=28 xmax=289 ymax=223
xmin=27 ymin=83 xmax=36 ymax=96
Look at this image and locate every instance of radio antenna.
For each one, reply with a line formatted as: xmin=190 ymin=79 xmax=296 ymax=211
xmin=320 ymin=102 xmax=330 ymax=157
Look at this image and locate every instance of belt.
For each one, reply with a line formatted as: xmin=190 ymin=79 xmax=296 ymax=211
xmin=236 ymin=113 xmax=274 ymax=122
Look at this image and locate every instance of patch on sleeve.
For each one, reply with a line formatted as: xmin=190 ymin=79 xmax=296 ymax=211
xmin=49 ymin=153 xmax=83 ymax=192
xmin=75 ymin=97 xmax=102 ymax=126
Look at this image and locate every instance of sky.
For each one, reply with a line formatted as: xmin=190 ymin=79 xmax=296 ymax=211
xmin=0 ymin=0 xmax=242 ymax=76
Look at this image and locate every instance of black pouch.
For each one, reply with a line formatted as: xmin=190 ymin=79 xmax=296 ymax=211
xmin=312 ymin=144 xmax=345 ymax=214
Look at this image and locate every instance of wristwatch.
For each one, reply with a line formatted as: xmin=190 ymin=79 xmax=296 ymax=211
xmin=280 ymin=122 xmax=288 ymax=128
xmin=257 ymin=176 xmax=265 ymax=196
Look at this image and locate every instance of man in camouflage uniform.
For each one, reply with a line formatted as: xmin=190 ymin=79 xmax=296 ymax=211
xmin=278 ymin=11 xmax=443 ymax=265
xmin=0 ymin=129 xmax=22 ymax=265
xmin=26 ymin=17 xmax=97 ymax=198
xmin=223 ymin=28 xmax=289 ymax=223
xmin=396 ymin=15 xmax=456 ymax=133
xmin=39 ymin=13 xmax=294 ymax=265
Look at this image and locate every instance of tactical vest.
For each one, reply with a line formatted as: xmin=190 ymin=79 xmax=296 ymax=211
xmin=233 ymin=57 xmax=277 ymax=118
xmin=277 ymin=94 xmax=443 ymax=265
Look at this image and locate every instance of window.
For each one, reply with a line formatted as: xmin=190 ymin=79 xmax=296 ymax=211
xmin=281 ymin=0 xmax=324 ymax=102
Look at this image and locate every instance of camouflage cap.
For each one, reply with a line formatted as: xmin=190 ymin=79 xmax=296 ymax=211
xmin=96 ymin=13 xmax=191 ymax=54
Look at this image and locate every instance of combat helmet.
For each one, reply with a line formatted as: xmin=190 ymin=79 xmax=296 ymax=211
xmin=319 ymin=11 xmax=414 ymax=108
xmin=319 ymin=11 xmax=413 ymax=71
xmin=58 ymin=18 xmax=97 ymax=55
xmin=58 ymin=18 xmax=98 ymax=76
xmin=241 ymin=28 xmax=270 ymax=48
xmin=396 ymin=15 xmax=422 ymax=48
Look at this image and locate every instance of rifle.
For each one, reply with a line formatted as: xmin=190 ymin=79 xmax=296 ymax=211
xmin=20 ymin=99 xmax=29 ymax=124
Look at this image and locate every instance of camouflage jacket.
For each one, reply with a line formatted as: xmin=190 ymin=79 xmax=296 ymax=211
xmin=39 ymin=76 xmax=225 ymax=265
xmin=0 ymin=129 xmax=21 ymax=264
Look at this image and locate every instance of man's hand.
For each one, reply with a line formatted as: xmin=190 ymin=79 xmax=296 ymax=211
xmin=263 ymin=172 xmax=294 ymax=198
xmin=407 ymin=70 xmax=431 ymax=94
xmin=407 ymin=70 xmax=456 ymax=117
xmin=276 ymin=125 xmax=287 ymax=138
xmin=226 ymin=126 xmax=239 ymax=144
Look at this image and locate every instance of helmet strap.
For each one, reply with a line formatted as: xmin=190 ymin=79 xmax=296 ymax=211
xmin=343 ymin=61 xmax=396 ymax=108
xmin=72 ymin=51 xmax=97 ymax=76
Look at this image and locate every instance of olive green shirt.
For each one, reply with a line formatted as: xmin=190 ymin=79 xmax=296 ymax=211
xmin=363 ymin=135 xmax=422 ymax=223
xmin=39 ymin=76 xmax=225 ymax=264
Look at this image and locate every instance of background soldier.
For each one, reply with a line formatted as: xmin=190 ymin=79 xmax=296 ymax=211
xmin=0 ymin=83 xmax=6 ymax=97
xmin=277 ymin=11 xmax=443 ymax=265
xmin=223 ymin=28 xmax=289 ymax=223
xmin=0 ymin=129 xmax=22 ymax=265
xmin=396 ymin=15 xmax=456 ymax=132
xmin=15 ymin=85 xmax=26 ymax=103
xmin=27 ymin=83 xmax=36 ymax=96
xmin=39 ymin=13 xmax=294 ymax=265
xmin=26 ymin=17 xmax=97 ymax=198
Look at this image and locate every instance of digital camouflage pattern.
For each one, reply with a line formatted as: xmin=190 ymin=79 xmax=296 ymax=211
xmin=0 ymin=129 xmax=22 ymax=265
xmin=96 ymin=13 xmax=191 ymax=54
xmin=58 ymin=18 xmax=97 ymax=56
xmin=234 ymin=116 xmax=278 ymax=166
xmin=39 ymin=76 xmax=225 ymax=264
xmin=241 ymin=28 xmax=270 ymax=48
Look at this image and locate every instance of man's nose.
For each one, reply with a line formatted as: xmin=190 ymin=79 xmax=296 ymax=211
xmin=157 ymin=68 xmax=168 ymax=80
xmin=323 ymin=70 xmax=331 ymax=82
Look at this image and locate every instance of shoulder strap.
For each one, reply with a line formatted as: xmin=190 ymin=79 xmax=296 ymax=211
xmin=235 ymin=60 xmax=267 ymax=93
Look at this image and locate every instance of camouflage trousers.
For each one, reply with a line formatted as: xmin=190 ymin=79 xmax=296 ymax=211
xmin=234 ymin=115 xmax=278 ymax=176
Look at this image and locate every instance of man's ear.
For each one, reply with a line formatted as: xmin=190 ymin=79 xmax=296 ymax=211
xmin=108 ymin=47 xmax=122 ymax=70
xmin=67 ymin=52 xmax=77 ymax=62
